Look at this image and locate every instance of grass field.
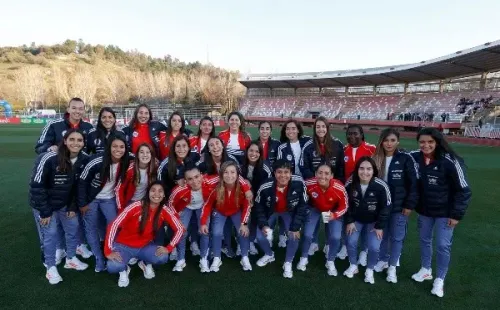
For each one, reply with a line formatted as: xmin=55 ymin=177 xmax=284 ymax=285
xmin=1 ymin=124 xmax=499 ymax=309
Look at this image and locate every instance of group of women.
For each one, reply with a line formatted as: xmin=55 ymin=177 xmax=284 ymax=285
xmin=29 ymin=98 xmax=471 ymax=298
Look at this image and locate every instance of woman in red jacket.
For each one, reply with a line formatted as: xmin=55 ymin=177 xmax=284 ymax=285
xmin=158 ymin=111 xmax=189 ymax=160
xmin=200 ymin=161 xmax=252 ymax=273
xmin=105 ymin=181 xmax=184 ymax=288
xmin=218 ymin=112 xmax=251 ymax=164
xmin=116 ymin=143 xmax=158 ymax=211
xmin=189 ymin=116 xmax=216 ymax=154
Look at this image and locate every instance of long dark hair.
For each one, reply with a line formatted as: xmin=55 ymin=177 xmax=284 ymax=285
xmin=350 ymin=156 xmax=378 ymax=196
xmin=204 ymin=136 xmax=231 ymax=175
xmin=416 ymin=127 xmax=462 ymax=161
xmin=258 ymin=121 xmax=273 ymax=132
xmin=227 ymin=111 xmax=246 ymax=132
xmin=313 ymin=116 xmax=338 ymax=163
xmin=165 ymin=111 xmax=186 ymax=139
xmin=196 ymin=116 xmax=216 ymax=138
xmin=134 ymin=143 xmax=158 ymax=186
xmin=280 ymin=119 xmax=304 ymax=143
xmin=346 ymin=124 xmax=365 ymax=141
xmin=57 ymin=129 xmax=85 ymax=173
xmin=129 ymin=103 xmax=152 ymax=128
xmin=138 ymin=181 xmax=166 ymax=235
xmin=373 ymin=128 xmax=400 ymax=180
xmin=101 ymin=134 xmax=130 ymax=183
xmin=96 ymin=107 xmax=117 ymax=142
xmin=166 ymin=135 xmax=192 ymax=185
xmin=243 ymin=141 xmax=265 ymax=187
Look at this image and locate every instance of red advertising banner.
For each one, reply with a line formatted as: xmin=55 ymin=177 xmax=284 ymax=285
xmin=190 ymin=119 xmax=226 ymax=127
xmin=0 ymin=117 xmax=21 ymax=124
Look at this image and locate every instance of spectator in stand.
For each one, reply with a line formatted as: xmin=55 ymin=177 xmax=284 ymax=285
xmin=35 ymin=97 xmax=93 ymax=154
xmin=122 ymin=104 xmax=167 ymax=155
xmin=158 ymin=111 xmax=192 ymax=160
xmin=218 ymin=112 xmax=252 ymax=164
xmin=254 ymin=121 xmax=281 ymax=165
xmin=86 ymin=107 xmax=124 ymax=155
xmin=189 ymin=116 xmax=216 ymax=154
xmin=410 ymin=128 xmax=471 ymax=298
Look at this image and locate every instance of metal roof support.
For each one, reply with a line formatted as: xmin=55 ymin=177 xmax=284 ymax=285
xmin=373 ymin=86 xmax=377 ymax=95
xmin=480 ymin=72 xmax=488 ymax=91
xmin=282 ymin=81 xmax=296 ymax=88
xmin=404 ymin=82 xmax=409 ymax=94
xmin=439 ymin=80 xmax=444 ymax=93
xmin=409 ymin=68 xmax=444 ymax=80
xmin=380 ymin=73 xmax=407 ymax=84
xmin=306 ymin=79 xmax=322 ymax=88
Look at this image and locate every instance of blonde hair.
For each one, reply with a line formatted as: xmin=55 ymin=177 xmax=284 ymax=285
xmin=216 ymin=161 xmax=241 ymax=209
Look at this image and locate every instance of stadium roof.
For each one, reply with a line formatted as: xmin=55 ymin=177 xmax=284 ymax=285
xmin=239 ymin=40 xmax=500 ymax=89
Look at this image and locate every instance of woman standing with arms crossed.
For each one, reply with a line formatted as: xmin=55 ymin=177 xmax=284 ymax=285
xmin=410 ymin=128 xmax=471 ymax=297
xmin=189 ymin=116 xmax=216 ymax=154
xmin=372 ymin=128 xmax=419 ymax=283
xmin=122 ymin=104 xmax=166 ymax=155
xmin=30 ymin=129 xmax=90 ymax=284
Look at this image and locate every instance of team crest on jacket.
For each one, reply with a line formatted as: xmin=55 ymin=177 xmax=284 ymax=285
xmin=287 ymin=155 xmax=292 ymax=161
xmin=132 ymin=131 xmax=138 ymax=137
xmin=182 ymin=197 xmax=189 ymax=202
xmin=312 ymin=192 xmax=318 ymax=199
xmin=62 ymin=130 xmax=67 ymax=137
xmin=193 ymin=146 xmax=198 ymax=152
xmin=312 ymin=151 xmax=318 ymax=157
xmin=352 ymin=190 xmax=358 ymax=197
xmin=96 ymin=173 xmax=100 ymax=179
xmin=344 ymin=156 xmax=349 ymax=162
xmin=94 ymin=139 xmax=101 ymax=146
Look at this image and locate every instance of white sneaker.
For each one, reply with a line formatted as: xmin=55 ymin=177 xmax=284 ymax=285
xmin=55 ymin=249 xmax=66 ymax=265
xmin=249 ymin=242 xmax=259 ymax=255
xmin=278 ymin=235 xmax=287 ymax=248
xmin=337 ymin=245 xmax=348 ymax=260
xmin=128 ymin=258 xmax=138 ymax=265
xmin=240 ymin=256 xmax=252 ymax=271
xmin=386 ymin=266 xmax=398 ymax=283
xmin=199 ymin=258 xmax=210 ymax=273
xmin=236 ymin=244 xmax=241 ymax=256
xmin=308 ymin=243 xmax=319 ymax=256
xmin=118 ymin=266 xmax=130 ymax=287
xmin=172 ymin=259 xmax=186 ymax=272
xmin=138 ymin=261 xmax=155 ymax=279
xmin=411 ymin=267 xmax=433 ymax=282
xmin=358 ymin=251 xmax=367 ymax=267
xmin=169 ymin=248 xmax=178 ymax=261
xmin=374 ymin=261 xmax=389 ymax=273
xmin=64 ymin=257 xmax=88 ymax=271
xmin=46 ymin=266 xmax=63 ymax=285
xmin=190 ymin=242 xmax=201 ymax=256
xmin=325 ymin=261 xmax=338 ymax=276
xmin=283 ymin=262 xmax=293 ymax=278
xmin=431 ymin=278 xmax=445 ymax=297
xmin=343 ymin=264 xmax=359 ymax=278
xmin=210 ymin=257 xmax=222 ymax=272
xmin=364 ymin=268 xmax=375 ymax=284
xmin=256 ymin=253 xmax=275 ymax=267
xmin=296 ymin=257 xmax=308 ymax=271
xmin=76 ymin=244 xmax=93 ymax=259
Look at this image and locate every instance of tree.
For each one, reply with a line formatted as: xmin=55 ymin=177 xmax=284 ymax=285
xmin=52 ymin=66 xmax=70 ymax=104
xmin=14 ymin=66 xmax=46 ymax=109
xmin=70 ymin=66 xmax=97 ymax=112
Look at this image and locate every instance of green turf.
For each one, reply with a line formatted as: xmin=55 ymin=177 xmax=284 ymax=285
xmin=1 ymin=124 xmax=498 ymax=309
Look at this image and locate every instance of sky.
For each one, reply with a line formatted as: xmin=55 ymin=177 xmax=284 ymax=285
xmin=1 ymin=0 xmax=499 ymax=74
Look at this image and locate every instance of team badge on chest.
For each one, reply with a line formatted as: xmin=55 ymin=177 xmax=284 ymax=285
xmin=287 ymin=154 xmax=292 ymax=161
xmin=133 ymin=131 xmax=138 ymax=137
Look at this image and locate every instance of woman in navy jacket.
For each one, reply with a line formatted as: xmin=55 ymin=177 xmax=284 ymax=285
xmin=277 ymin=119 xmax=311 ymax=177
xmin=86 ymin=107 xmax=124 ymax=154
xmin=372 ymin=128 xmax=419 ymax=283
xmin=344 ymin=156 xmax=391 ymax=284
xmin=30 ymin=129 xmax=90 ymax=284
xmin=241 ymin=141 xmax=273 ymax=255
xmin=254 ymin=121 xmax=281 ymax=165
xmin=410 ymin=128 xmax=471 ymax=298
xmin=77 ymin=134 xmax=131 ymax=272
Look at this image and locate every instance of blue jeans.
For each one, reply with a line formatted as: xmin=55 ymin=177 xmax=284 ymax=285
xmin=417 ymin=215 xmax=455 ymax=280
xmin=177 ymin=208 xmax=209 ymax=260
xmin=256 ymin=212 xmax=300 ymax=263
xmin=211 ymin=211 xmax=249 ymax=258
xmin=301 ymin=208 xmax=342 ymax=261
xmin=33 ymin=207 xmax=80 ymax=267
xmin=83 ymin=198 xmax=117 ymax=270
xmin=379 ymin=212 xmax=408 ymax=266
xmin=107 ymin=242 xmax=169 ymax=273
xmin=346 ymin=222 xmax=382 ymax=269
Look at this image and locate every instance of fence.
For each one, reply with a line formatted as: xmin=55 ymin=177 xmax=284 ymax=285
xmin=464 ymin=124 xmax=500 ymax=139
